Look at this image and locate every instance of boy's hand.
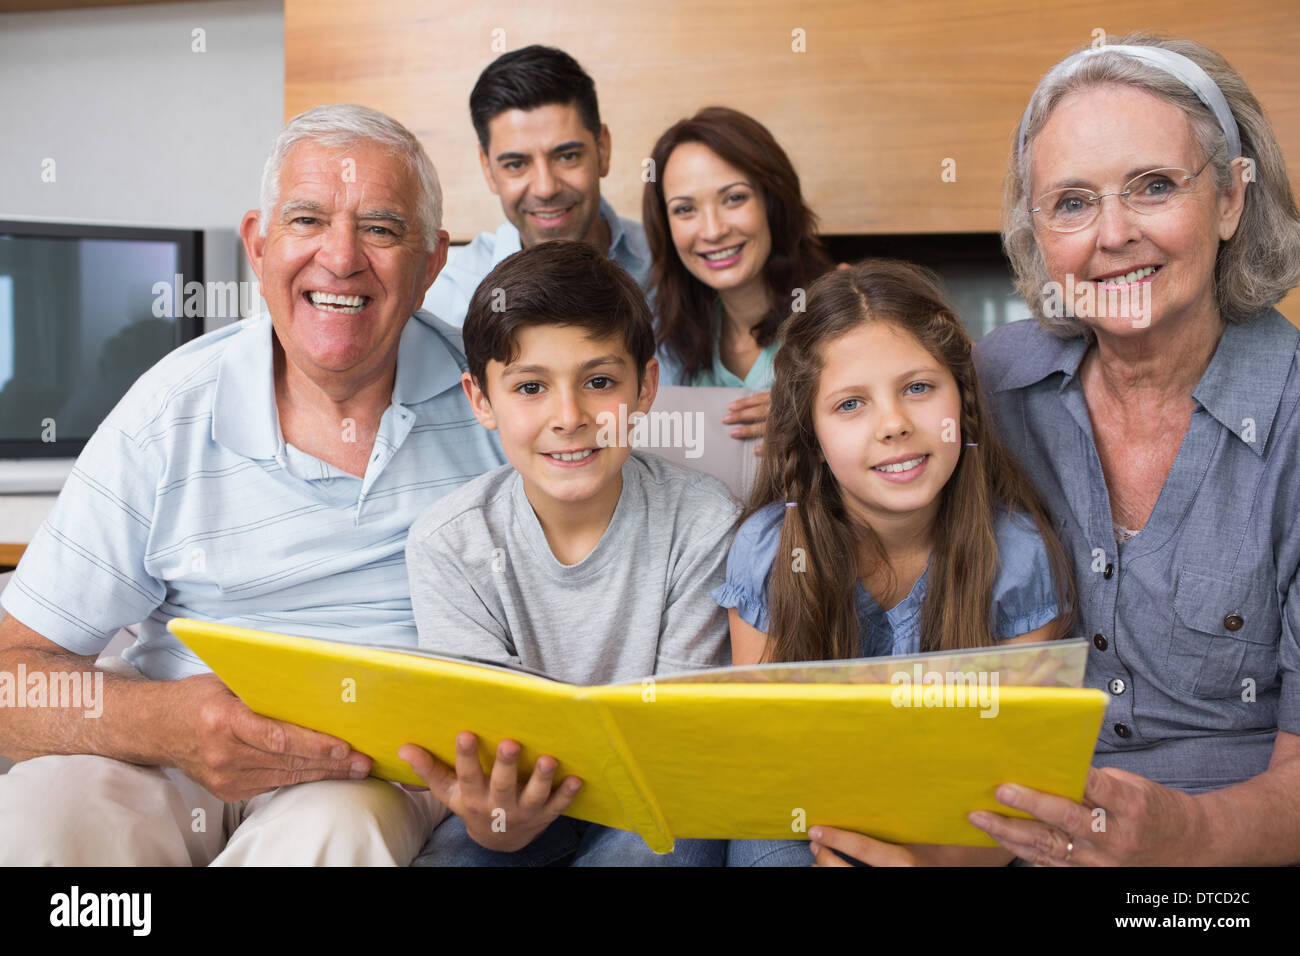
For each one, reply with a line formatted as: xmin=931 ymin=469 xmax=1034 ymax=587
xmin=399 ymin=733 xmax=582 ymax=853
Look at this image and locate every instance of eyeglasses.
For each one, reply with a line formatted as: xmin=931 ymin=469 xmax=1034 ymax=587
xmin=1030 ymin=160 xmax=1211 ymax=233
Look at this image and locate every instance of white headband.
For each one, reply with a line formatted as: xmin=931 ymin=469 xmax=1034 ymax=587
xmin=1018 ymin=44 xmax=1242 ymax=162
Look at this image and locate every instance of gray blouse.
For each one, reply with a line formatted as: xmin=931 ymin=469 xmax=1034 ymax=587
xmin=975 ymin=309 xmax=1300 ymax=794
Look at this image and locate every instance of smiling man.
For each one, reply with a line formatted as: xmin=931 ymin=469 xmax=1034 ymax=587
xmin=423 ymin=45 xmax=652 ymax=327
xmin=0 ymin=105 xmax=505 ymax=865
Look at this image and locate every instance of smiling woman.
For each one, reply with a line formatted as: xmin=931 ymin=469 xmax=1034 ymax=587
xmin=970 ymin=34 xmax=1300 ymax=866
xmin=643 ymin=108 xmax=832 ymax=444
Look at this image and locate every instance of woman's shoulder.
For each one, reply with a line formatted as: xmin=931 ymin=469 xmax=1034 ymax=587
xmin=973 ymin=318 xmax=1071 ymax=390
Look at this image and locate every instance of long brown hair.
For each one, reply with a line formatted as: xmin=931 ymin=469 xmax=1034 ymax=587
xmin=643 ymin=107 xmax=832 ymax=381
xmin=750 ymin=259 xmax=1076 ymax=662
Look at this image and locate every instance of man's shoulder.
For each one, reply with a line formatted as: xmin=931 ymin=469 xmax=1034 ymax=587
xmin=444 ymin=227 xmax=505 ymax=269
xmin=616 ymin=214 xmax=649 ymax=255
xmin=424 ymin=226 xmax=519 ymax=325
xmin=408 ymin=309 xmax=468 ymax=365
xmin=609 ymin=210 xmax=653 ymax=288
xmin=443 ymin=220 xmax=523 ymax=280
xmin=101 ymin=316 xmax=262 ymax=435
xmin=407 ymin=462 xmax=518 ymax=547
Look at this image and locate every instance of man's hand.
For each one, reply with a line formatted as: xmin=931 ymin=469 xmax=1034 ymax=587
xmin=723 ymin=391 xmax=771 ymax=453
xmin=967 ymin=767 xmax=1206 ymax=866
xmin=169 ymin=673 xmax=372 ymax=802
xmin=399 ymin=733 xmax=581 ymax=853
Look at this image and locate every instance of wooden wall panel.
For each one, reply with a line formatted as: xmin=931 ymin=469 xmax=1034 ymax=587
xmin=285 ymin=0 xmax=1299 ymax=240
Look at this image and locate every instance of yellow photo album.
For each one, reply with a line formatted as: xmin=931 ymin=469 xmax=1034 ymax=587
xmin=169 ymin=618 xmax=1108 ymax=853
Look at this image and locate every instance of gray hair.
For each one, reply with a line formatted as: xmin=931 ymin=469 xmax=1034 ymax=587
xmin=259 ymin=103 xmax=443 ymax=251
xmin=1004 ymin=33 xmax=1300 ymax=336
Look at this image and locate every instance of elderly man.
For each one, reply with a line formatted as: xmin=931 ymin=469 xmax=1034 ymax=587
xmin=0 ymin=104 xmax=504 ymax=865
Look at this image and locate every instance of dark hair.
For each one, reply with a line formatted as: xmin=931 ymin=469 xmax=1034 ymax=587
xmin=463 ymin=240 xmax=656 ymax=398
xmin=469 ymin=45 xmax=602 ymax=152
xmin=751 ymin=259 xmax=1076 ymax=662
xmin=643 ymin=106 xmax=832 ymax=381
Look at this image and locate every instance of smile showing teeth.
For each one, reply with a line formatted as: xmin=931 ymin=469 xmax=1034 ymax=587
xmin=872 ymin=454 xmax=927 ymax=473
xmin=530 ymin=209 xmax=569 ymax=220
xmin=702 ymin=245 xmax=742 ymax=261
xmin=546 ymin=449 xmax=594 ymax=462
xmin=307 ymin=291 xmax=368 ymax=314
xmin=1096 ymin=265 xmax=1158 ymax=285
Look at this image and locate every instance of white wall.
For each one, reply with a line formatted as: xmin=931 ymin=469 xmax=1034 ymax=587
xmin=0 ymin=0 xmax=284 ymax=229
xmin=0 ymin=0 xmax=284 ymax=539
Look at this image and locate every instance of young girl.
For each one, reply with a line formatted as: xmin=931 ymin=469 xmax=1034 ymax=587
xmin=714 ymin=259 xmax=1076 ymax=867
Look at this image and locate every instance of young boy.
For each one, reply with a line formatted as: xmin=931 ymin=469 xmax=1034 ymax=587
xmin=401 ymin=240 xmax=739 ymax=866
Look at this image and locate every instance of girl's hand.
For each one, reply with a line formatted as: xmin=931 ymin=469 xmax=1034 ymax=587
xmin=808 ymin=826 xmax=1014 ymax=866
xmin=967 ymin=767 xmax=1204 ymax=866
xmin=399 ymin=733 xmax=582 ymax=853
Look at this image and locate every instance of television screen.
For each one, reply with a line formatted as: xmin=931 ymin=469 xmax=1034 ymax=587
xmin=0 ymin=221 xmax=203 ymax=459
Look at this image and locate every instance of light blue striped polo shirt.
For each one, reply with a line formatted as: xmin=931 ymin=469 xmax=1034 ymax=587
xmin=1 ymin=310 xmax=506 ymax=680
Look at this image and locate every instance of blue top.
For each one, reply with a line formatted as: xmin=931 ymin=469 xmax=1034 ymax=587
xmin=421 ymin=197 xmax=652 ymax=328
xmin=657 ymin=301 xmax=779 ymax=389
xmin=0 ymin=310 xmax=507 ymax=680
xmin=975 ymin=310 xmax=1300 ymax=793
xmin=710 ymin=500 xmax=1060 ymax=658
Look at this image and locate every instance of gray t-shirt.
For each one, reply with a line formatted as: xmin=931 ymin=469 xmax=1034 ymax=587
xmin=406 ymin=451 xmax=740 ymax=685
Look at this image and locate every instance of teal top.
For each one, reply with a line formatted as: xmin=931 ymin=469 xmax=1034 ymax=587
xmin=656 ymin=301 xmax=779 ymax=389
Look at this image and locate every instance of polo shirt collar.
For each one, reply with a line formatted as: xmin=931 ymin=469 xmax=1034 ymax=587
xmin=212 ymin=312 xmax=279 ymax=459
xmin=392 ymin=311 xmax=468 ymax=405
xmin=212 ymin=310 xmax=467 ymax=459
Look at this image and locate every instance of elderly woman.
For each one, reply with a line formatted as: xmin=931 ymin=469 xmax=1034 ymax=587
xmin=807 ymin=34 xmax=1300 ymax=867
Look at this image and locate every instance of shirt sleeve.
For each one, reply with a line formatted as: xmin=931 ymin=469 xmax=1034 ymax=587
xmin=405 ymin=516 xmax=520 ymax=668
xmin=709 ymin=502 xmax=785 ymax=636
xmin=991 ymin=509 xmax=1061 ymax=640
xmin=655 ymin=492 xmax=741 ymax=674
xmin=0 ymin=424 xmax=166 ymax=656
xmin=1275 ymin=562 xmax=1300 ymax=735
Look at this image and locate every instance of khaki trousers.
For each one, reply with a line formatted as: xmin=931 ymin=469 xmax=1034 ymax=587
xmin=0 ymin=752 xmax=448 ymax=866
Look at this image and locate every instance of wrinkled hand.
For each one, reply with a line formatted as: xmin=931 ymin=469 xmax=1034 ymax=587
xmin=171 ymin=673 xmax=371 ymax=801
xmin=968 ymin=767 xmax=1204 ymax=865
xmin=399 ymin=733 xmax=581 ymax=853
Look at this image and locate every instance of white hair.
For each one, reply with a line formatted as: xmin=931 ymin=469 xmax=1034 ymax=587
xmin=258 ymin=103 xmax=443 ymax=251
xmin=1005 ymin=34 xmax=1300 ymax=333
